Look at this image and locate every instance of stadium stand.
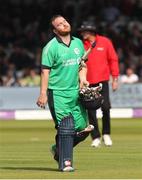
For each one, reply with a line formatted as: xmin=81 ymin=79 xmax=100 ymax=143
xmin=0 ymin=0 xmax=142 ymax=86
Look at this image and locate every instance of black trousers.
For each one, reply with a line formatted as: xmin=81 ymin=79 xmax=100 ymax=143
xmin=88 ymin=81 xmax=111 ymax=139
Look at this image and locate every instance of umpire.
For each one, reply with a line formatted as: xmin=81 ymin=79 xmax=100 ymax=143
xmin=78 ymin=21 xmax=119 ymax=147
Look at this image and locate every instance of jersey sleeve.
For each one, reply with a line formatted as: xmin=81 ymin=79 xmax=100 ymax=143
xmin=79 ymin=39 xmax=85 ymax=57
xmin=107 ymin=39 xmax=119 ymax=77
xmin=41 ymin=43 xmax=55 ymax=69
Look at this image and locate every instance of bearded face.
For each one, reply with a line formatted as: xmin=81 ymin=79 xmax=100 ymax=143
xmin=52 ymin=16 xmax=71 ymax=36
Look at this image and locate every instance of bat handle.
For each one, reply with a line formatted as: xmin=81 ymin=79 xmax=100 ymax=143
xmin=91 ymin=41 xmax=96 ymax=48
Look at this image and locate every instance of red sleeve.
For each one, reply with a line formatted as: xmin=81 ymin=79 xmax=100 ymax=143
xmin=107 ymin=39 xmax=119 ymax=77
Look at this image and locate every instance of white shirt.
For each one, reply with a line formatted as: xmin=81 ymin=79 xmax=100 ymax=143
xmin=120 ymin=74 xmax=139 ymax=84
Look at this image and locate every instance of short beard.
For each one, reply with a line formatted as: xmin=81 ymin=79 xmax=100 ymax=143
xmin=58 ymin=31 xmax=70 ymax=36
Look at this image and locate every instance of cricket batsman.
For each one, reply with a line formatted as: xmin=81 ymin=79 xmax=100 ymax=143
xmin=36 ymin=15 xmax=94 ymax=172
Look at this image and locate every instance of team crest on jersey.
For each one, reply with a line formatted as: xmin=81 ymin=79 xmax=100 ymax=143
xmin=74 ymin=48 xmax=80 ymax=55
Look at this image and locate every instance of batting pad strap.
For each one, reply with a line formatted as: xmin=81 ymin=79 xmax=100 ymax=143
xmin=58 ymin=115 xmax=75 ymax=171
xmin=58 ymin=124 xmax=75 ymax=136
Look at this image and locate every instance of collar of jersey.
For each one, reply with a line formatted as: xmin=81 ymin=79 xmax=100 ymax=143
xmin=56 ymin=35 xmax=74 ymax=47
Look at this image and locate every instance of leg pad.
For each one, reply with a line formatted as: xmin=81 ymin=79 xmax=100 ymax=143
xmin=58 ymin=115 xmax=75 ymax=171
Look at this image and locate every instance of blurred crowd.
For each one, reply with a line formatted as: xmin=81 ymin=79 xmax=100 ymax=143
xmin=0 ymin=0 xmax=142 ymax=86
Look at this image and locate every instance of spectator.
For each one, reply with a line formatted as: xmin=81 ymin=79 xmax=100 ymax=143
xmin=100 ymin=1 xmax=120 ymax=23
xmin=120 ymin=67 xmax=139 ymax=83
xmin=20 ymin=68 xmax=40 ymax=86
xmin=8 ymin=44 xmax=34 ymax=70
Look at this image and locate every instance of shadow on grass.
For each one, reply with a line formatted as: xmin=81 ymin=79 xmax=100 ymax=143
xmin=0 ymin=166 xmax=58 ymax=172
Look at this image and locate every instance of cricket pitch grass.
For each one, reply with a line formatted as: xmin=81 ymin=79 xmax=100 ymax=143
xmin=0 ymin=118 xmax=142 ymax=179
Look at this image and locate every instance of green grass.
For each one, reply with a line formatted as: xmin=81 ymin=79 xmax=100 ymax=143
xmin=0 ymin=118 xmax=142 ymax=179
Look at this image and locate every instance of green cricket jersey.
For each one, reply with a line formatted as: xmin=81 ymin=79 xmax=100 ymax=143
xmin=42 ymin=36 xmax=85 ymax=90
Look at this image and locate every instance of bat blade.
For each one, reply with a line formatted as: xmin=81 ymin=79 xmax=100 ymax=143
xmin=81 ymin=41 xmax=96 ymax=62
xmin=81 ymin=48 xmax=92 ymax=61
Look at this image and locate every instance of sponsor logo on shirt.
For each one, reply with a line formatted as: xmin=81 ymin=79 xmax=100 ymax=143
xmin=62 ymin=58 xmax=80 ymax=66
xmin=97 ymin=47 xmax=104 ymax=51
xmin=63 ymin=59 xmax=77 ymax=66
